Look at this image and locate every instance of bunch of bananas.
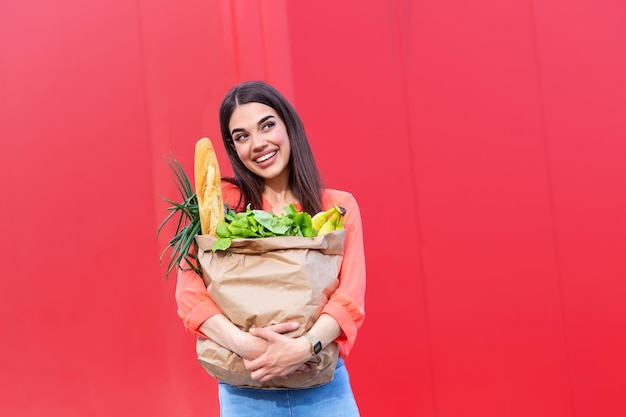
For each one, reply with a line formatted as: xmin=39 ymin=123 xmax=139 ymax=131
xmin=312 ymin=205 xmax=346 ymax=236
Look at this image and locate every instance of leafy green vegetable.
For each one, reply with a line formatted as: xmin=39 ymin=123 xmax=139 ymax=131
xmin=212 ymin=203 xmax=317 ymax=251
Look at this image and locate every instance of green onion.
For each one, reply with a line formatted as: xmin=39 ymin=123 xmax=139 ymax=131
xmin=156 ymin=152 xmax=203 ymax=278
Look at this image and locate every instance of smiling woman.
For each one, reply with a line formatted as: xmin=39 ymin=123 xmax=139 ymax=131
xmin=174 ymin=81 xmax=367 ymax=417
xmin=229 ymin=102 xmax=292 ymax=204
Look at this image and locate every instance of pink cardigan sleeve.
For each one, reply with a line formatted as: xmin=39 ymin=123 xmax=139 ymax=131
xmin=173 ymin=181 xmax=242 ymax=337
xmin=320 ymin=190 xmax=367 ymax=357
xmin=175 ymin=266 xmax=221 ymax=337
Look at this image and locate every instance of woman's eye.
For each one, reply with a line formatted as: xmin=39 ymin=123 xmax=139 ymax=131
xmin=262 ymin=122 xmax=274 ymax=130
xmin=233 ymin=133 xmax=247 ymax=142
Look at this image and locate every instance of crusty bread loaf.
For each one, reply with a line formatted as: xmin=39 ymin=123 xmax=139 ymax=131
xmin=194 ymin=137 xmax=224 ymax=235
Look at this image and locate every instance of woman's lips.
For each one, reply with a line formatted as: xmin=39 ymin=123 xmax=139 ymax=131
xmin=255 ymin=150 xmax=277 ymax=163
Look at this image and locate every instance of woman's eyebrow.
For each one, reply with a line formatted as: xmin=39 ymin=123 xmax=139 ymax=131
xmin=257 ymin=115 xmax=275 ymax=125
xmin=231 ymin=115 xmax=275 ymax=136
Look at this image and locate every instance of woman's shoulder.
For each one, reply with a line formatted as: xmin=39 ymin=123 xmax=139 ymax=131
xmin=321 ymin=188 xmax=360 ymax=209
xmin=221 ymin=179 xmax=244 ymax=210
xmin=221 ymin=179 xmax=240 ymax=193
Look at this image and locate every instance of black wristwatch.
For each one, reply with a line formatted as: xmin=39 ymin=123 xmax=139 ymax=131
xmin=304 ymin=332 xmax=322 ymax=356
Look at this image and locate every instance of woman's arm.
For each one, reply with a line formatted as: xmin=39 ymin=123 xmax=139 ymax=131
xmin=243 ymin=313 xmax=341 ymax=382
xmin=173 ymin=181 xmax=252 ymax=342
xmin=320 ymin=190 xmax=367 ymax=357
xmin=201 ymin=314 xmax=299 ymax=359
xmin=174 ymin=266 xmax=221 ymax=337
xmin=175 ymin=266 xmax=300 ymax=360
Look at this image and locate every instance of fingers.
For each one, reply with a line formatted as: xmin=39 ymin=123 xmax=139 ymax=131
xmin=245 ymin=362 xmax=311 ymax=381
xmin=249 ymin=326 xmax=278 ymax=341
xmin=243 ymin=326 xmax=310 ymax=382
xmin=262 ymin=322 xmax=299 ymax=334
xmin=243 ymin=357 xmax=284 ymax=382
xmin=293 ymin=363 xmax=311 ymax=374
xmin=250 ymin=322 xmax=298 ymax=340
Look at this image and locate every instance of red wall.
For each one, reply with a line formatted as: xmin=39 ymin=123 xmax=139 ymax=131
xmin=1 ymin=1 xmax=625 ymax=416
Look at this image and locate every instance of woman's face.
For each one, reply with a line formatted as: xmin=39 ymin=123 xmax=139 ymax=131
xmin=229 ymin=102 xmax=291 ymax=183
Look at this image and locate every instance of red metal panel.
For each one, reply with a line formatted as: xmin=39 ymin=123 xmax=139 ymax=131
xmin=0 ymin=2 xmax=71 ymax=414
xmin=534 ymin=1 xmax=626 ymax=416
xmin=228 ymin=0 xmax=294 ymax=107
xmin=392 ymin=1 xmax=572 ymax=416
xmin=1 ymin=0 xmax=625 ymax=416
xmin=0 ymin=0 xmax=171 ymax=415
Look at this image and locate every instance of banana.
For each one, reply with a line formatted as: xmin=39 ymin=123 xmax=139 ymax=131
xmin=335 ymin=212 xmax=345 ymax=230
xmin=333 ymin=205 xmax=346 ymax=230
xmin=317 ymin=211 xmax=340 ymax=235
xmin=311 ymin=206 xmax=338 ymax=232
xmin=312 ymin=205 xmax=347 ymax=236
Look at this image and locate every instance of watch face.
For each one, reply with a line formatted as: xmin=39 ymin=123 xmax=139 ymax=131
xmin=305 ymin=332 xmax=322 ymax=356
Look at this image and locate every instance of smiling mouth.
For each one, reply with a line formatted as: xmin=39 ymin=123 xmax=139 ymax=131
xmin=255 ymin=151 xmax=277 ymax=163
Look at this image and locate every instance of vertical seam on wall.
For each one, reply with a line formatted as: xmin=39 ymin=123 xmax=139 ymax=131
xmin=393 ymin=0 xmax=438 ymax=415
xmin=258 ymin=0 xmax=271 ymax=82
xmin=529 ymin=1 xmax=576 ymax=415
xmin=259 ymin=0 xmax=294 ymax=100
xmin=229 ymin=0 xmax=241 ymax=81
xmin=134 ymin=0 xmax=161 ymax=241
xmin=58 ymin=0 xmax=72 ymax=200
xmin=0 ymin=2 xmax=7 ymax=146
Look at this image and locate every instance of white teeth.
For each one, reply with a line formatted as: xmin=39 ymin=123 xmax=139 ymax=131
xmin=256 ymin=151 xmax=276 ymax=163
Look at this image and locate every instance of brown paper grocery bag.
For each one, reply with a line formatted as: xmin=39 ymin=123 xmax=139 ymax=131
xmin=194 ymin=230 xmax=345 ymax=389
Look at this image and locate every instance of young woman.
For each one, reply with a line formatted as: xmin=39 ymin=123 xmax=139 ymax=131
xmin=175 ymin=81 xmax=366 ymax=417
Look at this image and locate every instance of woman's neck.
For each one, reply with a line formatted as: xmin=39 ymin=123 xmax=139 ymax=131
xmin=263 ymin=178 xmax=296 ymax=215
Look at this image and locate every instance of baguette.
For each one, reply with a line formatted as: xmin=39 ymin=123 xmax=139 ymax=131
xmin=194 ymin=137 xmax=224 ymax=235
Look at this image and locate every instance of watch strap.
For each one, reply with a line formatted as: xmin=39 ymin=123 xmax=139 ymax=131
xmin=304 ymin=332 xmax=322 ymax=356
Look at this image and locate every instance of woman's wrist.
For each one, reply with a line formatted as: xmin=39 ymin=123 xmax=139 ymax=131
xmin=200 ymin=314 xmax=248 ymax=356
xmin=302 ymin=332 xmax=323 ymax=357
xmin=308 ymin=313 xmax=342 ymax=349
xmin=236 ymin=331 xmax=268 ymax=359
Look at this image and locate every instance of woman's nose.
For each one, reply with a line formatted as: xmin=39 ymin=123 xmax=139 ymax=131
xmin=250 ymin=134 xmax=268 ymax=151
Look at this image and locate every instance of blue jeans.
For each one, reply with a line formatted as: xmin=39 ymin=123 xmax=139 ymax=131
xmin=218 ymin=358 xmax=360 ymax=417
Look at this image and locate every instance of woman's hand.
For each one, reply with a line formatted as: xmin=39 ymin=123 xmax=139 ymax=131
xmin=238 ymin=322 xmax=300 ymax=361
xmin=200 ymin=315 xmax=300 ymax=360
xmin=243 ymin=327 xmax=312 ymax=382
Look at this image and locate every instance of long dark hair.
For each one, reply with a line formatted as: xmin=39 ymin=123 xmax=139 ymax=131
xmin=219 ymin=81 xmax=324 ymax=214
